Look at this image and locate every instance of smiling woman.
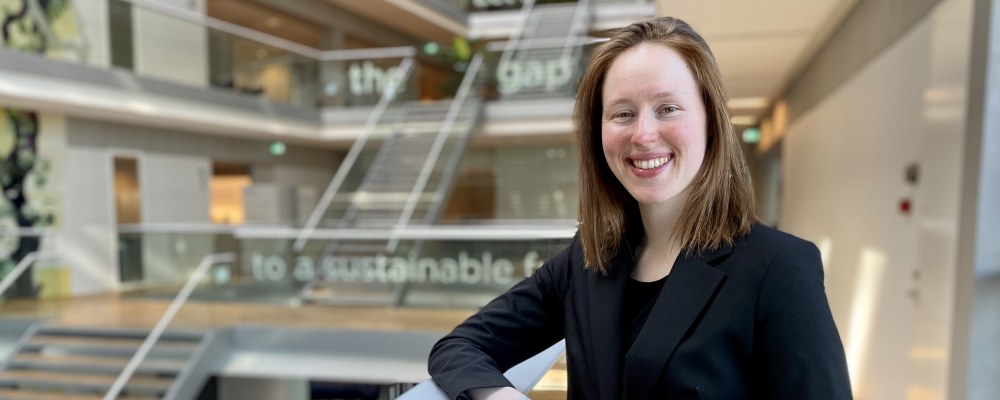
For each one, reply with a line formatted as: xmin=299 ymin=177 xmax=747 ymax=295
xmin=429 ymin=17 xmax=852 ymax=400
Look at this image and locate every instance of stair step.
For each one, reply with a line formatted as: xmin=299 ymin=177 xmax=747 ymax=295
xmin=11 ymin=354 xmax=185 ymax=374
xmin=35 ymin=326 xmax=203 ymax=342
xmin=27 ymin=335 xmax=198 ymax=351
xmin=0 ymin=370 xmax=172 ymax=393
xmin=23 ymin=336 xmax=198 ymax=358
xmin=0 ymin=388 xmax=106 ymax=400
xmin=0 ymin=388 xmax=159 ymax=399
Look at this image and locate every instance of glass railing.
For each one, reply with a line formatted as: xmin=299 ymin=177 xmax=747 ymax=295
xmin=110 ymin=224 xmax=576 ymax=308
xmin=0 ymin=0 xmax=430 ymax=108
xmin=0 ymin=0 xmax=613 ymax=110
xmin=487 ymin=39 xmax=594 ymax=100
xmin=0 ymin=229 xmax=66 ymax=351
xmin=103 ymin=225 xmax=573 ymax=398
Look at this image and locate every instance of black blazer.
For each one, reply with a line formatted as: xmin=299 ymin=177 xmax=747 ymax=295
xmin=429 ymin=223 xmax=852 ymax=399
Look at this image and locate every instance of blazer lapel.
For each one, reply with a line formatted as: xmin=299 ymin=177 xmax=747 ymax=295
xmin=622 ymin=246 xmax=730 ymax=399
xmin=588 ymin=239 xmax=636 ymax=400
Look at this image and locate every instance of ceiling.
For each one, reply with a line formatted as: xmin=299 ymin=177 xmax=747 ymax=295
xmin=209 ymin=0 xmax=325 ymax=48
xmin=209 ymin=0 xmax=856 ymax=125
xmin=655 ymin=0 xmax=858 ymax=125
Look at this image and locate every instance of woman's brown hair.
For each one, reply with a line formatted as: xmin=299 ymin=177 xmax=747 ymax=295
xmin=575 ymin=17 xmax=756 ymax=272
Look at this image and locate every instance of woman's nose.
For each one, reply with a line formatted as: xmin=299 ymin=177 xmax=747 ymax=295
xmin=630 ymin=112 xmax=658 ymax=146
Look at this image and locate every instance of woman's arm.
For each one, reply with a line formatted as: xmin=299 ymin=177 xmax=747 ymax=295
xmin=753 ymin=240 xmax=853 ymax=399
xmin=428 ymin=237 xmax=574 ymax=399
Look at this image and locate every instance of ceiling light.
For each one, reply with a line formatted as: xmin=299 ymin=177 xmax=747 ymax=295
xmin=730 ymin=115 xmax=757 ymax=125
xmin=728 ymin=97 xmax=768 ymax=109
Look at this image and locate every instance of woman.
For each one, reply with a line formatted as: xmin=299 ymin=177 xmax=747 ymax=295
xmin=429 ymin=17 xmax=852 ymax=399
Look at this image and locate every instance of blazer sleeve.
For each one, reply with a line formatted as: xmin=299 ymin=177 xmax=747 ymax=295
xmin=427 ymin=236 xmax=574 ymax=399
xmin=752 ymin=240 xmax=853 ymax=399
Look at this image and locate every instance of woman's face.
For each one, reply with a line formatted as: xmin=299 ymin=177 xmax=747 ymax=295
xmin=601 ymin=43 xmax=708 ymax=207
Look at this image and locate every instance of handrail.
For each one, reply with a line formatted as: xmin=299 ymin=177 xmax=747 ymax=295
xmin=0 ymin=227 xmax=55 ymax=237
xmin=387 ymin=53 xmax=485 ymax=252
xmin=562 ymin=0 xmax=592 ymax=60
xmin=103 ymin=252 xmax=235 ymax=400
xmin=293 ymin=57 xmax=415 ymax=252
xmin=237 ymin=225 xmax=577 ymax=241
xmin=496 ymin=0 xmax=536 ymax=74
xmin=0 ymin=253 xmax=37 ymax=297
xmin=397 ymin=339 xmax=566 ymax=399
xmin=112 ymin=223 xmax=579 ymax=239
xmin=486 ymin=35 xmax=605 ymax=52
xmin=0 ymin=251 xmax=58 ymax=297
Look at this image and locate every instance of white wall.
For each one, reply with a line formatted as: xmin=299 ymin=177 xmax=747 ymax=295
xmin=139 ymin=152 xmax=214 ymax=284
xmin=140 ymin=153 xmax=211 ymax=223
xmin=132 ymin=0 xmax=209 ymax=86
xmin=780 ymin=0 xmax=972 ymax=398
xmin=59 ymin=146 xmax=118 ymax=295
xmin=910 ymin=0 xmax=974 ymax=398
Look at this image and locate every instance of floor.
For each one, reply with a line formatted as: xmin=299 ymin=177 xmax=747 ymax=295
xmin=0 ymin=293 xmax=570 ymax=398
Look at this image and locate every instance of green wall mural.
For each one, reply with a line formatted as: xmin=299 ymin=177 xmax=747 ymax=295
xmin=1 ymin=0 xmax=73 ymax=299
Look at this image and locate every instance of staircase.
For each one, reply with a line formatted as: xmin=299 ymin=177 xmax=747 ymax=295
xmin=0 ymin=325 xmax=205 ymax=399
xmin=498 ymin=1 xmax=593 ymax=100
xmin=301 ymin=97 xmax=484 ymax=306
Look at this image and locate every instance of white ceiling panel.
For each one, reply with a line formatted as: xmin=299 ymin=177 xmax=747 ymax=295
xmin=656 ymin=0 xmax=848 ymax=37
xmin=712 ymin=35 xmax=812 ymax=79
xmin=654 ymin=0 xmax=857 ymax=115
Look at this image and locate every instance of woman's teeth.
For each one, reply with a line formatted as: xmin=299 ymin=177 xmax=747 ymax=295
xmin=631 ymin=156 xmax=671 ymax=170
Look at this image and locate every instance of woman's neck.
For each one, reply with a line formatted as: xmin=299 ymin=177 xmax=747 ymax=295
xmin=633 ymin=194 xmax=687 ymax=281
xmin=638 ymin=194 xmax=686 ymax=248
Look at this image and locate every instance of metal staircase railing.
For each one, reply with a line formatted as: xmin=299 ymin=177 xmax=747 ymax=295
xmin=299 ymin=54 xmax=487 ymax=306
xmin=293 ymin=56 xmax=416 ymax=253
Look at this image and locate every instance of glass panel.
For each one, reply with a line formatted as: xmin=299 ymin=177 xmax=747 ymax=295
xmin=0 ymin=231 xmax=66 ymax=323
xmin=110 ymin=226 xmax=573 ymax=396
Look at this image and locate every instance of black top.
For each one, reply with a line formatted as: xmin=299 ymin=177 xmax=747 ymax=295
xmin=622 ymin=275 xmax=668 ymax=352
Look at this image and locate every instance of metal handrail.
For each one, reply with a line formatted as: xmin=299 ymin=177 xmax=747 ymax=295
xmin=0 ymin=251 xmax=58 ymax=297
xmin=496 ymin=0 xmax=536 ymax=74
xmin=236 ymin=225 xmax=577 ymax=241
xmin=387 ymin=53 xmax=485 ymax=252
xmin=486 ymin=36 xmax=605 ymax=52
xmin=103 ymin=252 xmax=235 ymax=400
xmin=0 ymin=227 xmax=56 ymax=237
xmin=562 ymin=0 xmax=592 ymax=60
xmin=398 ymin=339 xmax=567 ymax=399
xmin=293 ymin=57 xmax=415 ymax=252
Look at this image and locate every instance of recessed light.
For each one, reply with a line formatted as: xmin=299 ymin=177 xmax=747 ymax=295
xmin=730 ymin=115 xmax=757 ymax=125
xmin=728 ymin=97 xmax=768 ymax=109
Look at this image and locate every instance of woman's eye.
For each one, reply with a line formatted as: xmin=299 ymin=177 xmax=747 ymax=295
xmin=660 ymin=106 xmax=679 ymax=114
xmin=613 ymin=111 xmax=634 ymax=119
